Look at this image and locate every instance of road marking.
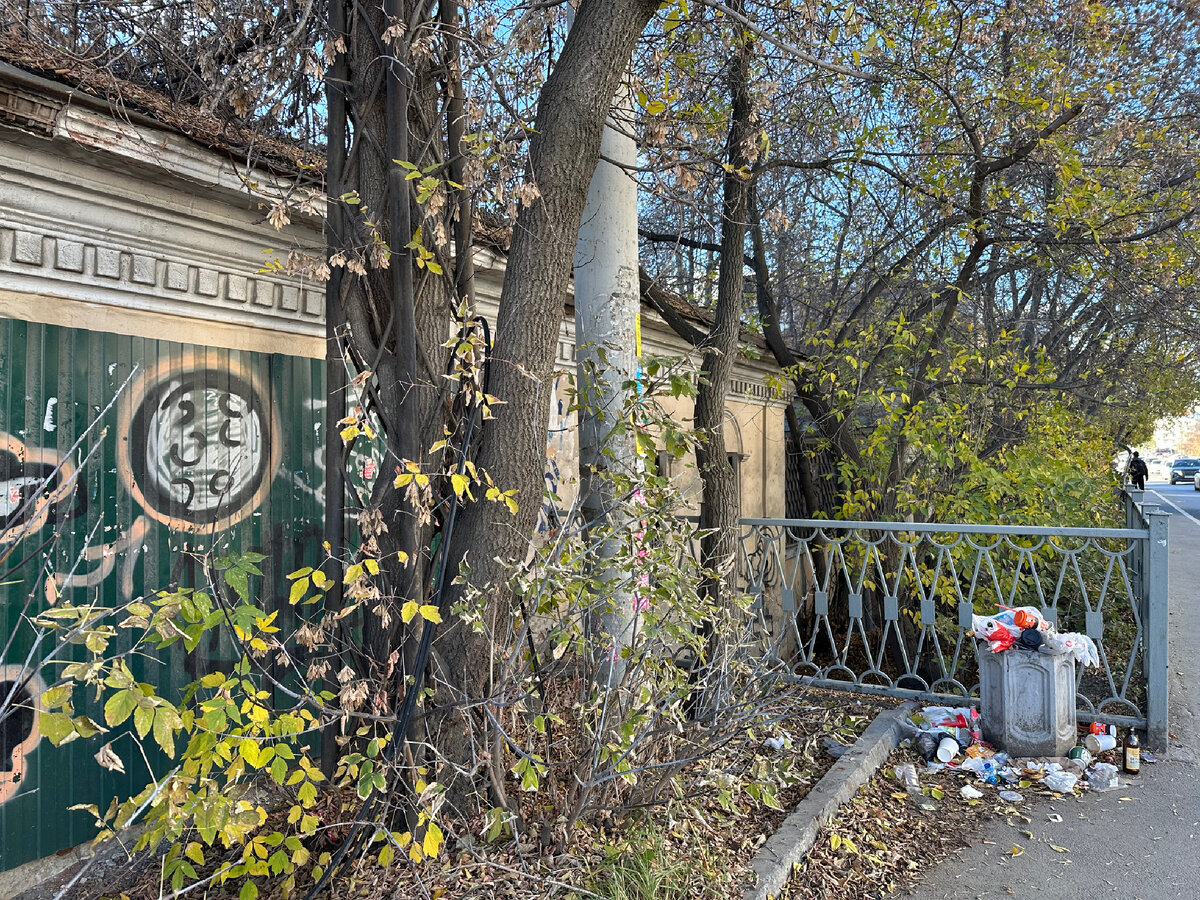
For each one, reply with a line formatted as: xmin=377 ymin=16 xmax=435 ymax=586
xmin=1146 ymin=490 xmax=1200 ymax=530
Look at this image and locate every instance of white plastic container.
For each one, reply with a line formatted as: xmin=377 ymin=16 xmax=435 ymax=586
xmin=978 ymin=646 xmax=1077 ymax=757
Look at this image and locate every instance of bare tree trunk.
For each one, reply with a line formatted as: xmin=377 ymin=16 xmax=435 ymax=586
xmin=334 ymin=0 xmax=456 ymax=677
xmin=433 ymin=0 xmax=661 ymax=806
xmin=321 ymin=0 xmax=349 ymax=777
xmin=693 ymin=0 xmax=754 ymax=710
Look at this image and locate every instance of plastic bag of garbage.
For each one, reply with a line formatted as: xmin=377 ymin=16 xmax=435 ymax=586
xmin=894 ymin=762 xmax=921 ymax=792
xmin=1041 ymin=632 xmax=1101 ymax=669
xmin=960 ymin=757 xmax=986 ymax=775
xmin=961 ymin=756 xmax=1000 ymax=784
xmin=1043 ymin=770 xmax=1078 ymax=793
xmin=1088 ymin=762 xmax=1120 ymax=791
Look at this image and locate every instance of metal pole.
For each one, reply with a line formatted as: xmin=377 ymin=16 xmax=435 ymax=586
xmin=1126 ymin=487 xmax=1144 ymax=597
xmin=1144 ymin=507 xmax=1169 ymax=749
xmin=569 ymin=6 xmax=641 ymax=688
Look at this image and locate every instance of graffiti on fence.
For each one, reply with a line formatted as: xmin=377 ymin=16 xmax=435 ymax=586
xmin=43 ymin=515 xmax=150 ymax=606
xmin=0 ymin=432 xmax=77 ymax=545
xmin=117 ymin=354 xmax=281 ymax=533
xmin=0 ymin=666 xmax=46 ymax=805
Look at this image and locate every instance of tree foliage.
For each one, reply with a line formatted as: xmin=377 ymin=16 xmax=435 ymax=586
xmin=638 ymin=0 xmax=1200 ymax=523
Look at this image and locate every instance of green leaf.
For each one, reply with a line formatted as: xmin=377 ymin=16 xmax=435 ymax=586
xmin=153 ymin=708 xmax=176 ymax=758
xmin=72 ymin=715 xmax=105 ymax=739
xmin=239 ymin=881 xmax=259 ymax=900
xmin=39 ymin=711 xmax=76 ymax=746
xmin=225 ymin=568 xmax=250 ymax=602
xmin=240 ymin=738 xmax=262 ymax=769
xmin=40 ymin=683 xmax=73 ymax=709
xmin=104 ymin=690 xmax=136 ymax=728
xmin=133 ymin=703 xmax=154 ymax=739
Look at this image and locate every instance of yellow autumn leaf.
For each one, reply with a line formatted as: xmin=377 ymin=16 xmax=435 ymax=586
xmin=401 ymin=601 xmax=420 ymax=624
xmin=423 ymin=822 xmax=444 ymax=858
xmin=419 ymin=605 xmax=442 ymax=624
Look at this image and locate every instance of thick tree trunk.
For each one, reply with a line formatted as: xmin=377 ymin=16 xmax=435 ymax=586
xmin=334 ymin=0 xmax=457 ymax=677
xmin=432 ymin=0 xmax=661 ymax=805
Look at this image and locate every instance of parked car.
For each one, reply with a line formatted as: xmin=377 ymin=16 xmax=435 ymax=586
xmin=1170 ymin=457 xmax=1200 ymax=484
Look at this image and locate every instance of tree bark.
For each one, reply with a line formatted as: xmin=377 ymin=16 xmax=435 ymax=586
xmin=692 ymin=1 xmax=754 ymax=709
xmin=433 ymin=0 xmax=661 ymax=804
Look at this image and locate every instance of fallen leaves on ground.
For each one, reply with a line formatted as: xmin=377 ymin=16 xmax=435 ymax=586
xmin=108 ymin=692 xmax=886 ymax=900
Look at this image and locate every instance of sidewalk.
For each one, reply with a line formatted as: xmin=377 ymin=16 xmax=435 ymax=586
xmin=902 ymin=510 xmax=1200 ymax=899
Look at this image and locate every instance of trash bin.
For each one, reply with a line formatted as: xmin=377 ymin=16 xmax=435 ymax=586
xmin=978 ymin=647 xmax=1076 ymax=757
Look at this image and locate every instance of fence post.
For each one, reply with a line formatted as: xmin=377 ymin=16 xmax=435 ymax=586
xmin=1144 ymin=507 xmax=1169 ymax=749
xmin=1126 ymin=488 xmax=1144 ymax=597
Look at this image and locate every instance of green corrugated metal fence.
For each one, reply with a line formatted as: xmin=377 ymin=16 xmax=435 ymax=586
xmin=0 ymin=316 xmax=326 ymax=871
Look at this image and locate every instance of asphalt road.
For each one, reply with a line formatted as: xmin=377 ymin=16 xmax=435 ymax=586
xmin=903 ymin=485 xmax=1200 ymax=900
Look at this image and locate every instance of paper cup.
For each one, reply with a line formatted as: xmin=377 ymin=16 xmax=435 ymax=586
xmin=1084 ymin=733 xmax=1116 ymax=753
xmin=936 ymin=736 xmax=959 ymax=763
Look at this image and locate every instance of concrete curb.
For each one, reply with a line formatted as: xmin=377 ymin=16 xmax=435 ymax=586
xmin=743 ymin=707 xmax=907 ymax=900
xmin=0 ymin=822 xmax=149 ymax=900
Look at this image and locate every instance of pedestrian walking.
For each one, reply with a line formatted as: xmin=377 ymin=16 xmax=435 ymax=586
xmin=1128 ymin=451 xmax=1148 ymax=491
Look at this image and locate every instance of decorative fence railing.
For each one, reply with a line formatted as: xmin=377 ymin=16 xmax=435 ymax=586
xmin=733 ymin=493 xmax=1169 ymax=747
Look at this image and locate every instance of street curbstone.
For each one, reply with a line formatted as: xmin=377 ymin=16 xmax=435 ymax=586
xmin=743 ymin=706 xmax=907 ymax=900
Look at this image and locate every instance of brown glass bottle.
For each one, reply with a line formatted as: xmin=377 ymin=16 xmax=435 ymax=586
xmin=1122 ymin=729 xmax=1141 ymax=774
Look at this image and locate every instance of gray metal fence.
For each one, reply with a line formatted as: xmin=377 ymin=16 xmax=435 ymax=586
xmin=733 ymin=495 xmax=1169 ymax=747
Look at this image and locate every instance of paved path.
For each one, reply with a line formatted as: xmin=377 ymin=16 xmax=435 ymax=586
xmin=903 ymin=486 xmax=1200 ymax=900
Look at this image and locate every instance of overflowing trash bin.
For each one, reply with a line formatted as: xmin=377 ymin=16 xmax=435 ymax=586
xmin=978 ymin=644 xmax=1076 ymax=756
xmin=891 ymin=604 xmax=1144 ymax=807
xmin=973 ymin=605 xmax=1095 ymax=757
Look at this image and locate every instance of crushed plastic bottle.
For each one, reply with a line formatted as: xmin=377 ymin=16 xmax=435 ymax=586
xmin=894 ymin=762 xmax=921 ymax=793
xmin=1088 ymin=762 xmax=1120 ymax=791
xmin=1043 ymin=771 xmax=1078 ymax=793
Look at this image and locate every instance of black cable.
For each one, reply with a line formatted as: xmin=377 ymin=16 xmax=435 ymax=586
xmin=306 ymin=316 xmax=489 ymax=898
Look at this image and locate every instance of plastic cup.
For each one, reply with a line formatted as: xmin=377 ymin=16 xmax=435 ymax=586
xmin=1084 ymin=733 xmax=1116 ymax=753
xmin=936 ymin=736 xmax=960 ymax=762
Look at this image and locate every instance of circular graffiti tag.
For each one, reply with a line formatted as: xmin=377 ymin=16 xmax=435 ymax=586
xmin=118 ymin=355 xmax=281 ymax=533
